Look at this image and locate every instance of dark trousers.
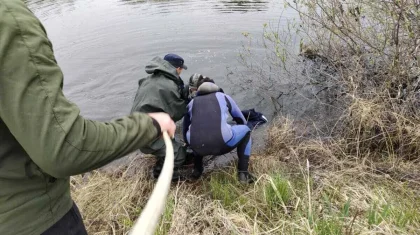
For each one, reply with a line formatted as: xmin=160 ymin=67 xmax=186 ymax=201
xmin=42 ymin=203 xmax=88 ymax=235
xmin=194 ymin=128 xmax=252 ymax=173
xmin=140 ymin=137 xmax=187 ymax=168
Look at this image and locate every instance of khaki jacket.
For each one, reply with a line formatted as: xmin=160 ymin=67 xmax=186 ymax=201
xmin=0 ymin=1 xmax=158 ymax=234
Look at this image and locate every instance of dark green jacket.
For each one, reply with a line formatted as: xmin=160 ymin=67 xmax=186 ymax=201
xmin=0 ymin=1 xmax=159 ymax=234
xmin=131 ymin=57 xmax=187 ymax=122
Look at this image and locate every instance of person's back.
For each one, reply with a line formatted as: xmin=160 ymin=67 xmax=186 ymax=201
xmin=132 ymin=56 xmax=187 ymax=122
xmin=183 ymin=82 xmax=255 ymax=183
xmin=186 ymin=83 xmax=243 ymax=156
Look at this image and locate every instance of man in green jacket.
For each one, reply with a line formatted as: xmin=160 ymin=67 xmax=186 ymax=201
xmin=132 ymin=54 xmax=189 ymax=179
xmin=0 ymin=0 xmax=176 ymax=234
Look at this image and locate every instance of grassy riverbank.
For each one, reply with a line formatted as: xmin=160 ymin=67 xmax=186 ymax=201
xmin=71 ymin=118 xmax=420 ymax=234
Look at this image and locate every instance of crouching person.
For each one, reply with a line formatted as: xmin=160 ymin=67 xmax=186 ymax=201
xmin=132 ymin=54 xmax=189 ymax=180
xmin=183 ymin=81 xmax=256 ymax=183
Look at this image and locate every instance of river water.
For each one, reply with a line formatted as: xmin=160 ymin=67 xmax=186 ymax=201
xmin=25 ymin=0 xmax=298 ymax=121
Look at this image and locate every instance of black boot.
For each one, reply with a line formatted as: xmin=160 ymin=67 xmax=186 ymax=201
xmin=155 ymin=165 xmax=185 ymax=181
xmin=152 ymin=158 xmax=164 ymax=179
xmin=238 ymin=171 xmax=256 ymax=184
xmin=171 ymin=167 xmax=184 ymax=182
xmin=237 ymin=155 xmax=250 ymax=173
xmin=238 ymin=154 xmax=254 ymax=183
xmin=154 ymin=158 xmax=186 ymax=181
xmin=183 ymin=151 xmax=195 ymax=166
xmin=191 ymin=154 xmax=203 ymax=180
xmin=191 ymin=168 xmax=203 ymax=180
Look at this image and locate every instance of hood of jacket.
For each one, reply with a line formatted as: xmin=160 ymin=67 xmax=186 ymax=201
xmin=145 ymin=56 xmax=181 ymax=84
xmin=197 ymin=82 xmax=221 ymax=96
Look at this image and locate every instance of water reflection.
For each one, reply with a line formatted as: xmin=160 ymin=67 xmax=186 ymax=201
xmin=214 ymin=0 xmax=269 ymax=13
xmin=26 ymin=0 xmax=271 ymax=18
xmin=119 ymin=0 xmax=269 ymax=13
xmin=24 ymin=0 xmax=76 ymax=16
xmin=119 ymin=0 xmax=147 ymax=5
xmin=21 ymin=0 xmax=286 ymax=122
xmin=119 ymin=0 xmax=182 ymax=6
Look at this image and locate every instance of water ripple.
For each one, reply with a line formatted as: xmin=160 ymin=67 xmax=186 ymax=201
xmin=23 ymin=0 xmax=295 ymax=121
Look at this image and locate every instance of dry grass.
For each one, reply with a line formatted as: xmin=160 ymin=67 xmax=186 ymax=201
xmin=338 ymin=98 xmax=420 ymax=161
xmin=72 ymin=119 xmax=420 ymax=234
xmin=71 ymin=157 xmax=156 ymax=234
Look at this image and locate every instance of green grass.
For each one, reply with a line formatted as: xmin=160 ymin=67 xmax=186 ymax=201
xmin=155 ymin=197 xmax=175 ymax=235
xmin=72 ymin=138 xmax=420 ymax=235
xmin=367 ymin=202 xmax=390 ymax=226
xmin=73 ymin=157 xmax=420 ymax=235
xmin=264 ymin=175 xmax=291 ymax=211
xmin=208 ymin=171 xmax=241 ymax=208
xmin=315 ymin=218 xmax=343 ymax=235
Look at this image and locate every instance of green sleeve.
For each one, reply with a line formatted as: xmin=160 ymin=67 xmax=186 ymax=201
xmin=0 ymin=0 xmax=158 ymax=178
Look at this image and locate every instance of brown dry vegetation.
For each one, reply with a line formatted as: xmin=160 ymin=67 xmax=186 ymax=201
xmin=72 ymin=0 xmax=420 ymax=234
xmin=71 ymin=118 xmax=420 ymax=234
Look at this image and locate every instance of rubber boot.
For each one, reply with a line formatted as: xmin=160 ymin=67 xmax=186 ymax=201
xmin=183 ymin=148 xmax=195 ymax=167
xmin=152 ymin=158 xmax=164 ymax=179
xmin=154 ymin=159 xmax=184 ymax=181
xmin=237 ymin=155 xmax=255 ymax=183
xmin=238 ymin=171 xmax=256 ymax=184
xmin=171 ymin=167 xmax=184 ymax=182
xmin=191 ymin=154 xmax=203 ymax=180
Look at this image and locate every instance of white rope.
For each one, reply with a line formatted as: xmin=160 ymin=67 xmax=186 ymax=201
xmin=129 ymin=131 xmax=174 ymax=235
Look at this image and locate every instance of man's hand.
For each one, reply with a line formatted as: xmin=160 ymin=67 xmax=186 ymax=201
xmin=147 ymin=113 xmax=176 ymax=138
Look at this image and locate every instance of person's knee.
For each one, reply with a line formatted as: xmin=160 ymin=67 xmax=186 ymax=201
xmin=232 ymin=124 xmax=251 ymax=133
xmin=173 ymin=143 xmax=187 ymax=167
xmin=140 ymin=138 xmax=166 ymax=155
xmin=238 ymin=126 xmax=252 ymax=140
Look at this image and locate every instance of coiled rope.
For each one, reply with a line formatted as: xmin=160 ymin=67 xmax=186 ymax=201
xmin=129 ymin=131 xmax=174 ymax=235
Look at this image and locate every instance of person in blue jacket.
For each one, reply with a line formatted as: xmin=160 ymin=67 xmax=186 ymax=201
xmin=183 ymin=78 xmax=256 ymax=183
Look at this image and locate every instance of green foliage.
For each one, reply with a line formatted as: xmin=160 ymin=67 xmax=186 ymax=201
xmin=120 ymin=217 xmax=134 ymax=228
xmin=209 ymin=171 xmax=240 ymax=208
xmin=264 ymin=175 xmax=291 ymax=210
xmin=315 ymin=218 xmax=343 ymax=235
xmin=155 ymin=197 xmax=175 ymax=235
xmin=341 ymin=199 xmax=351 ymax=219
xmin=392 ymin=206 xmax=419 ymax=228
xmin=367 ymin=203 xmax=391 ymax=226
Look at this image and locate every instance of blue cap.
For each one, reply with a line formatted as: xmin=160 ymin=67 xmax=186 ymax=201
xmin=163 ymin=54 xmax=188 ymax=70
